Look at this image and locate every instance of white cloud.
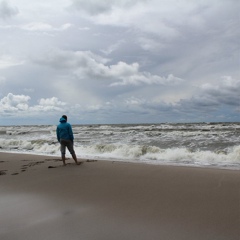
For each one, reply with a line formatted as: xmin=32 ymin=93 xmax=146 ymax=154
xmin=0 ymin=0 xmax=18 ymax=19
xmin=31 ymin=97 xmax=68 ymax=113
xmin=35 ymin=49 xmax=184 ymax=86
xmin=21 ymin=22 xmax=73 ymax=31
xmin=70 ymin=0 xmax=201 ymax=39
xmin=0 ymin=22 xmax=73 ymax=33
xmin=70 ymin=0 xmax=239 ymax=50
xmin=101 ymin=40 xmax=125 ymax=55
xmin=38 ymin=97 xmax=66 ymax=107
xmin=35 ymin=49 xmax=109 ymax=70
xmin=138 ymin=37 xmax=165 ymax=52
xmin=0 ymin=55 xmax=25 ymax=69
xmin=177 ymin=76 xmax=240 ymax=115
xmin=0 ymin=94 xmax=67 ymax=115
xmin=0 ymin=93 xmax=30 ymax=112
xmin=110 ymin=72 xmax=184 ymax=86
xmin=21 ymin=22 xmax=53 ymax=31
xmin=116 ymin=76 xmax=240 ymax=121
xmin=125 ymin=96 xmax=146 ymax=106
xmin=200 ymin=76 xmax=240 ymax=106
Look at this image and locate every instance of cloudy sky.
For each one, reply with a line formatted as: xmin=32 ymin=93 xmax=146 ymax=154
xmin=0 ymin=0 xmax=239 ymax=125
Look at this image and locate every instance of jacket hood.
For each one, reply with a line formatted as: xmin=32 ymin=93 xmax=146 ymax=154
xmin=59 ymin=117 xmax=67 ymax=123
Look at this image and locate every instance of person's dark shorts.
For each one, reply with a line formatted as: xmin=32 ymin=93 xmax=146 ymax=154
xmin=60 ymin=139 xmax=75 ymax=155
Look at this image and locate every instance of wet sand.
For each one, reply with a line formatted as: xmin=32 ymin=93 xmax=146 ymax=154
xmin=0 ymin=152 xmax=239 ymax=240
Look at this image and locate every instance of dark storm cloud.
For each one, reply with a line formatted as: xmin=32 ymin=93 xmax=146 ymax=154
xmin=0 ymin=0 xmax=239 ymax=124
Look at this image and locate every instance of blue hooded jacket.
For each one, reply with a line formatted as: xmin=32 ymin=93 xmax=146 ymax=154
xmin=56 ymin=117 xmax=74 ymax=142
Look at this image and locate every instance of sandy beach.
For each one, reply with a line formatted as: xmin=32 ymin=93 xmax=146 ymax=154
xmin=0 ymin=152 xmax=239 ymax=240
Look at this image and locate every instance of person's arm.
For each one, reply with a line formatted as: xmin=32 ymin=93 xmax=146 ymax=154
xmin=56 ymin=127 xmax=60 ymax=142
xmin=68 ymin=124 xmax=74 ymax=141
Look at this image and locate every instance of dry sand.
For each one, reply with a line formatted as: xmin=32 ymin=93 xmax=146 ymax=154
xmin=0 ymin=152 xmax=239 ymax=240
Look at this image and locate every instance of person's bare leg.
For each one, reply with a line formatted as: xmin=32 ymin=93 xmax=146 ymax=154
xmin=62 ymin=154 xmax=67 ymax=166
xmin=72 ymin=153 xmax=80 ymax=165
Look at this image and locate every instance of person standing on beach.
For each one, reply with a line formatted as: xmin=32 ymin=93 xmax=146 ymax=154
xmin=56 ymin=115 xmax=80 ymax=166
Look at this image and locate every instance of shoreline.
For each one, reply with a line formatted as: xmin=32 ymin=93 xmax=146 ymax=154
xmin=0 ymin=152 xmax=240 ymax=240
xmin=0 ymin=150 xmax=239 ymax=171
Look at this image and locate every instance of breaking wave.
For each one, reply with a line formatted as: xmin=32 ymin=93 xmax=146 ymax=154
xmin=0 ymin=123 xmax=239 ymax=169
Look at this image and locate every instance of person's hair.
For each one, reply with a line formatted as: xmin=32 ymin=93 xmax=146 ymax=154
xmin=62 ymin=115 xmax=67 ymax=121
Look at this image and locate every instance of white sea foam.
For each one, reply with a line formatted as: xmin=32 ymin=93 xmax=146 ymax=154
xmin=0 ymin=123 xmax=239 ymax=169
xmin=71 ymin=143 xmax=240 ymax=169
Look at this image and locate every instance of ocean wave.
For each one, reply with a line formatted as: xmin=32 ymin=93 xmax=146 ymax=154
xmin=0 ymin=139 xmax=239 ymax=169
xmin=0 ymin=123 xmax=239 ymax=169
xmin=72 ymin=143 xmax=240 ymax=169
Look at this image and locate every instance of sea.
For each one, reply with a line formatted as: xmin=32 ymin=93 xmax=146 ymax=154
xmin=0 ymin=122 xmax=239 ymax=170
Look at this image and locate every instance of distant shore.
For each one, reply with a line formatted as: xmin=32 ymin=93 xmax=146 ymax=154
xmin=0 ymin=152 xmax=239 ymax=240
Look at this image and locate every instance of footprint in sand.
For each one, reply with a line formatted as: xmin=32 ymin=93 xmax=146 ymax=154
xmin=0 ymin=170 xmax=7 ymax=175
xmin=86 ymin=160 xmax=97 ymax=163
xmin=21 ymin=167 xmax=27 ymax=172
xmin=11 ymin=172 xmax=19 ymax=175
xmin=48 ymin=166 xmax=57 ymax=168
xmin=45 ymin=158 xmax=62 ymax=162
